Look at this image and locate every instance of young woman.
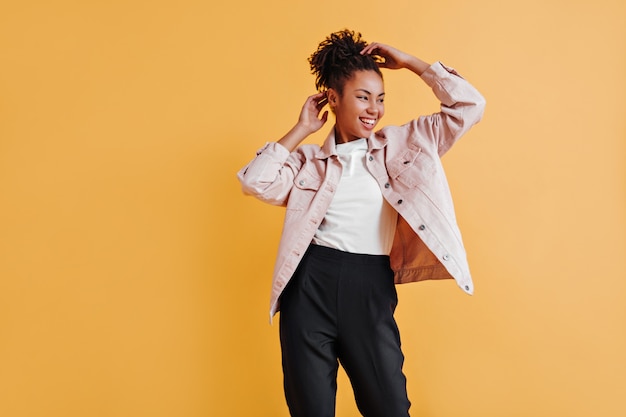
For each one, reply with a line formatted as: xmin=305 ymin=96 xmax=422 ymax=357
xmin=238 ymin=29 xmax=485 ymax=417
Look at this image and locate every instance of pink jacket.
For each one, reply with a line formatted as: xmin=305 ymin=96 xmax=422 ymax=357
xmin=238 ymin=62 xmax=486 ymax=320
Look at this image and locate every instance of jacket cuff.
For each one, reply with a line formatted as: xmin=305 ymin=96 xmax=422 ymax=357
xmin=420 ymin=61 xmax=464 ymax=88
xmin=256 ymin=141 xmax=291 ymax=159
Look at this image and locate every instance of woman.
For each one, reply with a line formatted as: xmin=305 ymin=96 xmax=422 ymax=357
xmin=237 ymin=29 xmax=485 ymax=417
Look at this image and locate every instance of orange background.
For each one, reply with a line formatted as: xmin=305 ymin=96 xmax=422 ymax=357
xmin=1 ymin=1 xmax=625 ymax=416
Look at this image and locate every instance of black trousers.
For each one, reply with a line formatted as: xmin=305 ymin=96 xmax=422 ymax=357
xmin=279 ymin=244 xmax=411 ymax=417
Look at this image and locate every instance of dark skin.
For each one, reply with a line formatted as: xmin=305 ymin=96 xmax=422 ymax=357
xmin=278 ymin=42 xmax=431 ymax=151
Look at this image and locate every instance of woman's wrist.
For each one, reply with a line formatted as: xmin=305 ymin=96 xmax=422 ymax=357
xmin=278 ymin=123 xmax=310 ymax=152
xmin=404 ymin=55 xmax=431 ymax=76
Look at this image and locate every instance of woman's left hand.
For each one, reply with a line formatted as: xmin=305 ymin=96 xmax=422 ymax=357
xmin=360 ymin=42 xmax=412 ymax=70
xmin=361 ymin=42 xmax=431 ymax=76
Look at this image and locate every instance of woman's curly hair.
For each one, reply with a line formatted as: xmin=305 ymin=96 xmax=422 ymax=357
xmin=308 ymin=29 xmax=382 ymax=94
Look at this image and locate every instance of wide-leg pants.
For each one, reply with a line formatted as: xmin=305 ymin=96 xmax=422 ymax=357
xmin=279 ymin=244 xmax=411 ymax=417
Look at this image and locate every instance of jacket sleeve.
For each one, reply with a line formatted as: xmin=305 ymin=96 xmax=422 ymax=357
xmin=416 ymin=62 xmax=486 ymax=156
xmin=237 ymin=142 xmax=304 ymax=206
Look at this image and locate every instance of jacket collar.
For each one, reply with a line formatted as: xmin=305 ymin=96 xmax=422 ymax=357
xmin=368 ymin=130 xmax=389 ymax=151
xmin=315 ymin=126 xmax=389 ymax=160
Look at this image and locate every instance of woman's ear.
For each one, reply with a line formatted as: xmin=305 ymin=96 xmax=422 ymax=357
xmin=327 ymin=89 xmax=338 ymax=108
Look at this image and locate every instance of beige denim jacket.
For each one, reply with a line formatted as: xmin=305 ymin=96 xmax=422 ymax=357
xmin=238 ymin=62 xmax=486 ymax=320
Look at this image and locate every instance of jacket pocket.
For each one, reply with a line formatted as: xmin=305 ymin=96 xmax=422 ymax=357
xmin=387 ymin=146 xmax=434 ymax=188
xmin=293 ymin=168 xmax=322 ymax=191
xmin=286 ymin=168 xmax=323 ymax=211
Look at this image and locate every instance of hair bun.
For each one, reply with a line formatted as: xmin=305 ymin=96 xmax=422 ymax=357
xmin=308 ymin=29 xmax=382 ymax=93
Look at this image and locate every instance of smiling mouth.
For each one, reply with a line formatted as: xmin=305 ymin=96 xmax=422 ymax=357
xmin=360 ymin=117 xmax=376 ymax=127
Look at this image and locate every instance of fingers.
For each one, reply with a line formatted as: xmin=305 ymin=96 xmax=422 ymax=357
xmin=310 ymin=91 xmax=326 ymax=100
xmin=307 ymin=91 xmax=325 ymax=102
xmin=360 ymin=42 xmax=385 ymax=56
xmin=362 ymin=42 xmax=409 ymax=70
xmin=316 ymin=93 xmax=328 ymax=106
xmin=307 ymin=91 xmax=328 ymax=111
xmin=300 ymin=92 xmax=329 ymax=129
xmin=361 ymin=42 xmax=393 ymax=68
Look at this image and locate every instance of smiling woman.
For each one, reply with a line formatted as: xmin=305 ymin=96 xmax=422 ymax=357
xmin=327 ymin=70 xmax=386 ymax=143
xmin=1 ymin=1 xmax=625 ymax=416
xmin=237 ymin=29 xmax=485 ymax=417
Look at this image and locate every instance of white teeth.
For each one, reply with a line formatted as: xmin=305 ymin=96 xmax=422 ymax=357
xmin=360 ymin=118 xmax=375 ymax=125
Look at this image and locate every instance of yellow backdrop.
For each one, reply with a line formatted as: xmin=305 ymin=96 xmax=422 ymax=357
xmin=1 ymin=0 xmax=624 ymax=416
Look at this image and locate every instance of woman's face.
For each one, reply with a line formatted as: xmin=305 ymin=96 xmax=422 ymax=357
xmin=329 ymin=70 xmax=385 ymax=144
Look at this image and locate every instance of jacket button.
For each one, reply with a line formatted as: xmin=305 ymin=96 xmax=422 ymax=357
xmin=384 ymin=183 xmax=390 ymax=188
xmin=368 ymin=156 xmax=373 ymax=161
xmin=299 ymin=180 xmax=305 ymax=186
xmin=397 ymin=199 xmax=403 ymax=204
xmin=418 ymin=225 xmax=426 ymax=230
xmin=442 ymin=254 xmax=450 ymax=261
xmin=465 ymin=285 xmax=470 ymax=291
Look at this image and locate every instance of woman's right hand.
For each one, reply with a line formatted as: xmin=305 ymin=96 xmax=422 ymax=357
xmin=278 ymin=92 xmax=329 ymax=152
xmin=297 ymin=91 xmax=329 ymax=135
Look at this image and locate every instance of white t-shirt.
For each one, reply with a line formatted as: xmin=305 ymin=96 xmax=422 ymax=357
xmin=312 ymin=138 xmax=398 ymax=255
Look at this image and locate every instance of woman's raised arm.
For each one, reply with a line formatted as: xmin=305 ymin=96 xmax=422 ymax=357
xmin=360 ymin=42 xmax=431 ymax=76
xmin=277 ymin=92 xmax=328 ymax=152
